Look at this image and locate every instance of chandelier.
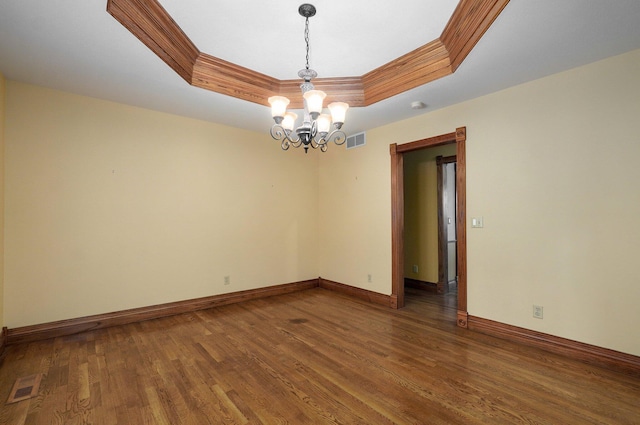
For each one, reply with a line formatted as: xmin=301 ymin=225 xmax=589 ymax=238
xmin=268 ymin=4 xmax=349 ymax=153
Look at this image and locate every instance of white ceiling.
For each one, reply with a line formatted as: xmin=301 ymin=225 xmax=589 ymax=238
xmin=161 ymin=0 xmax=459 ymax=79
xmin=1 ymin=1 xmax=640 ymax=135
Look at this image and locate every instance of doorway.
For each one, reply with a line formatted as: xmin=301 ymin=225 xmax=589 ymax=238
xmin=390 ymin=127 xmax=468 ymax=328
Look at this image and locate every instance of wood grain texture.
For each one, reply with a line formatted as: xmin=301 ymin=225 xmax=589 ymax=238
xmin=318 ymin=278 xmax=391 ymax=307
xmin=390 ymin=143 xmax=405 ymax=309
xmin=457 ymin=310 xmax=469 ymax=328
xmin=361 ymin=40 xmax=452 ymax=105
xmin=107 ymin=0 xmax=510 ymax=107
xmin=6 ymin=280 xmax=318 ymax=345
xmin=441 ymin=0 xmax=511 ymax=71
xmin=191 ymin=53 xmax=279 ymax=105
xmin=107 ymin=0 xmax=199 ymax=82
xmin=455 ymin=127 xmax=467 ymax=320
xmin=396 ymin=131 xmax=458 ymax=153
xmin=468 ymin=315 xmax=640 ymax=375
xmin=278 ymin=77 xmax=366 ymax=109
xmin=1 ymin=288 xmax=638 ymax=424
xmin=0 ymin=327 xmax=7 ymax=358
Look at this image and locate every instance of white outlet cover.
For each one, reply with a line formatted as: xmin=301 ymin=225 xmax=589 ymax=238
xmin=533 ymin=305 xmax=544 ymax=319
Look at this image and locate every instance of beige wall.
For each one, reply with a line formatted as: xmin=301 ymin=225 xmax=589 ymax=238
xmin=317 ymin=134 xmax=391 ymax=293
xmin=404 ymin=145 xmax=456 ymax=283
xmin=4 ymin=49 xmax=640 ymax=357
xmin=0 ymin=73 xmax=5 ymax=332
xmin=319 ymin=49 xmax=640 ymax=356
xmin=4 ymin=82 xmax=319 ymax=327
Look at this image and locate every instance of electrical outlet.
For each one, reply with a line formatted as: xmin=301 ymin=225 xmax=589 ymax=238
xmin=224 ymin=276 xmax=231 ymax=285
xmin=533 ymin=305 xmax=543 ymax=319
xmin=412 ymin=265 xmax=419 ymax=273
xmin=367 ymin=274 xmax=372 ymax=283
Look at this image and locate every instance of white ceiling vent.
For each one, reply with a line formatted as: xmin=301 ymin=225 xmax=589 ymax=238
xmin=346 ymin=132 xmax=366 ymax=149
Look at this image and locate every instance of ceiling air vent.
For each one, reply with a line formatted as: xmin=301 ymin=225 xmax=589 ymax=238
xmin=346 ymin=132 xmax=366 ymax=149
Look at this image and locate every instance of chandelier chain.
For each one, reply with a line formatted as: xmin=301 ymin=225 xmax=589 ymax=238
xmin=304 ymin=17 xmax=310 ymax=70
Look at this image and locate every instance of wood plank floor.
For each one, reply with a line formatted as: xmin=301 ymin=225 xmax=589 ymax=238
xmin=1 ymin=287 xmax=639 ymax=424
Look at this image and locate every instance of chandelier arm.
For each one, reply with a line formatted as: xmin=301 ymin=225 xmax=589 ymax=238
xmin=324 ymin=129 xmax=347 ymax=146
xmin=275 ymin=131 xmax=304 ymax=151
xmin=270 ymin=124 xmax=286 ymax=140
xmin=271 ymin=124 xmax=299 ymax=143
xmin=290 ymin=137 xmax=303 ymax=148
xmin=314 ymin=135 xmax=328 ymax=146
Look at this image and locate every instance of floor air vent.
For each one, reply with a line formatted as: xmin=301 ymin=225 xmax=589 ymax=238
xmin=7 ymin=374 xmax=43 ymax=404
xmin=346 ymin=132 xmax=366 ymax=149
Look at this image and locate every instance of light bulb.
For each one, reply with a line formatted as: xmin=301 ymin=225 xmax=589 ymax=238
xmin=316 ymin=114 xmax=331 ymax=135
xmin=268 ymin=96 xmax=290 ymax=120
xmin=282 ymin=112 xmax=298 ymax=131
xmin=328 ymin=102 xmax=349 ymax=126
xmin=303 ymin=90 xmax=326 ymax=118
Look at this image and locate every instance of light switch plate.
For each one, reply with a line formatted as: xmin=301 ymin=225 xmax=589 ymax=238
xmin=471 ymin=217 xmax=484 ymax=228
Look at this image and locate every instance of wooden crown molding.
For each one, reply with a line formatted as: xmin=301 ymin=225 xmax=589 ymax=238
xmin=107 ymin=0 xmax=199 ymax=82
xmin=107 ymin=0 xmax=509 ymax=108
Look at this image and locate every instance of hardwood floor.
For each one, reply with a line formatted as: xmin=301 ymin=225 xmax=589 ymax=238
xmin=1 ymin=288 xmax=639 ymax=424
